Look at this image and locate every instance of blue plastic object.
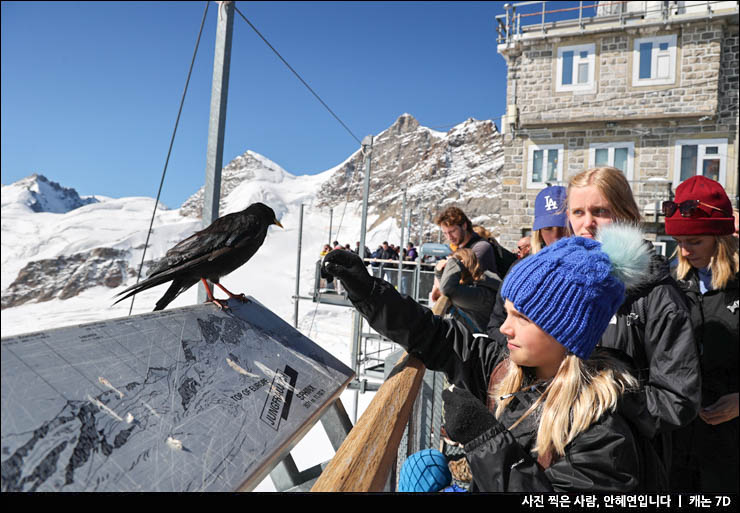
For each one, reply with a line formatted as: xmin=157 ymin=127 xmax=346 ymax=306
xmin=398 ymin=449 xmax=452 ymax=492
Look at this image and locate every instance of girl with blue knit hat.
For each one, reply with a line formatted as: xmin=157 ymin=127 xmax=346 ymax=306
xmin=322 ymin=223 xmax=655 ymax=492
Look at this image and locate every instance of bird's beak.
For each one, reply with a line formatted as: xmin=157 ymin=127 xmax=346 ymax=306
xmin=274 ymin=219 xmax=284 ymax=229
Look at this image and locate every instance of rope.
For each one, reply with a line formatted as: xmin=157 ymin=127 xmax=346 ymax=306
xmin=127 ymin=1 xmax=210 ymax=315
xmin=233 ymin=5 xmax=363 ymax=146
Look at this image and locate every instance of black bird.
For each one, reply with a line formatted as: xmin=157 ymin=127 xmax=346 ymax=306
xmin=114 ymin=202 xmax=283 ymax=311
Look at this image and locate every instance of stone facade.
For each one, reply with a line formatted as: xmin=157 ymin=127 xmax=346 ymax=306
xmin=496 ymin=8 xmax=739 ymax=250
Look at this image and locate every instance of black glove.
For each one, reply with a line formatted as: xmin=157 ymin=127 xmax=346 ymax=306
xmin=442 ymin=385 xmax=499 ymax=445
xmin=322 ymin=249 xmax=374 ymax=301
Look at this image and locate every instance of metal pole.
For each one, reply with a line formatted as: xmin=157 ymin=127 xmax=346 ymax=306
xmin=351 ymin=135 xmax=373 ymax=422
xmin=293 ymin=204 xmax=304 ymax=328
xmin=199 ymin=0 xmax=234 ymax=303
xmin=397 ymin=188 xmax=406 ymax=291
xmin=328 ymin=208 xmax=333 ymax=246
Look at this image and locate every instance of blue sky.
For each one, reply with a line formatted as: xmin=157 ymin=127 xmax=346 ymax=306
xmin=1 ymin=1 xmax=573 ymax=209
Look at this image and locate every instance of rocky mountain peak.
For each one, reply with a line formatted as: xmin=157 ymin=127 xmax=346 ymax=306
xmin=315 ymin=114 xmax=505 ymax=237
xmin=179 ymin=150 xmax=293 ymax=218
xmin=3 ymin=173 xmax=99 ymax=214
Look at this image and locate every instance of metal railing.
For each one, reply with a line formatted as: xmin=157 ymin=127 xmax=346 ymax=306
xmin=495 ymin=1 xmax=732 ymax=44
xmin=313 ymin=258 xmax=438 ymax=306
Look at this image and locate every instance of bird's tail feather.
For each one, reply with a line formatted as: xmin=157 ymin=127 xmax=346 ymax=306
xmin=111 ymin=273 xmax=174 ymax=306
xmin=154 ymin=280 xmax=185 ymax=311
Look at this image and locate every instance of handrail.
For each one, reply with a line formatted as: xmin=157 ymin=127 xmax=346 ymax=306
xmin=310 ymin=297 xmax=451 ymax=492
xmin=310 ymin=352 xmax=426 ymax=491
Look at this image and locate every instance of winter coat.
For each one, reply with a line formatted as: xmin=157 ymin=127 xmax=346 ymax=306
xmin=487 ymin=243 xmax=701 ymax=475
xmin=352 ymin=278 xmax=644 ymax=492
xmin=670 ymin=268 xmax=738 ymax=493
xmin=436 ymin=258 xmax=501 ymax=332
xmin=597 ymin=246 xmax=701 ymax=473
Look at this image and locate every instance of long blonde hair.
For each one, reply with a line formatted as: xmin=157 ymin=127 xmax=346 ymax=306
xmin=452 ymin=248 xmax=483 ymax=284
xmin=674 ymin=235 xmax=739 ymax=290
xmin=567 ymin=167 xmax=642 ymax=229
xmin=490 ymin=353 xmax=638 ymax=459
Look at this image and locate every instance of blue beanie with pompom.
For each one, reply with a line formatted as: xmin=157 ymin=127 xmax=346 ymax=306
xmin=500 ymin=224 xmax=650 ymax=359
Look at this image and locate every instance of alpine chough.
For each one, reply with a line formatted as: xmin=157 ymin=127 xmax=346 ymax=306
xmin=114 ymin=202 xmax=283 ymax=311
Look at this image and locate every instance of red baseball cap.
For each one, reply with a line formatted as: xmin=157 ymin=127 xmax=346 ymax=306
xmin=665 ymin=176 xmax=734 ymax=236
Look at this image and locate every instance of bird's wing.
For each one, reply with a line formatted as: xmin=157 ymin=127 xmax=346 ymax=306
xmin=148 ymin=212 xmax=264 ymax=277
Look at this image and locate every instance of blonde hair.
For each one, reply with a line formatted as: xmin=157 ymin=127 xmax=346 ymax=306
xmin=674 ymin=235 xmax=739 ymax=290
xmin=472 ymin=225 xmax=494 ymax=240
xmin=567 ymin=167 xmax=642 ymax=229
xmin=452 ymin=248 xmax=483 ymax=284
xmin=530 ymin=229 xmax=545 ymax=254
xmin=491 ymin=353 xmax=638 ymax=459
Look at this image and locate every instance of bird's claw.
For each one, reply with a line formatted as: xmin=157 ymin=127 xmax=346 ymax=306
xmin=206 ymin=298 xmax=230 ymax=310
xmin=232 ymin=293 xmax=249 ymax=303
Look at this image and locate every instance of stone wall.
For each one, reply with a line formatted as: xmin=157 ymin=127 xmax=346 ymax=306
xmin=509 ymin=21 xmax=725 ymax=125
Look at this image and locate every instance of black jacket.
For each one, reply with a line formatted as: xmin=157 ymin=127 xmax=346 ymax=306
xmin=488 ymin=246 xmax=701 ymax=453
xmin=436 ymin=259 xmax=501 ymax=332
xmin=670 ymin=268 xmax=739 ymax=492
xmin=353 ymin=278 xmax=643 ymax=492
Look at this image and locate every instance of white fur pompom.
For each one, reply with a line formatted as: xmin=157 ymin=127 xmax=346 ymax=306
xmin=596 ymin=224 xmax=651 ymax=289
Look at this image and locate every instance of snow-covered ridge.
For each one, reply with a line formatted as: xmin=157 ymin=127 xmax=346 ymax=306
xmin=1 ymin=173 xmax=99 ymax=214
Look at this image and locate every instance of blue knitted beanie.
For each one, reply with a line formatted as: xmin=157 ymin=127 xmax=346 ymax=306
xmin=500 ymin=224 xmax=650 ymax=359
xmin=398 ymin=449 xmax=452 ymax=492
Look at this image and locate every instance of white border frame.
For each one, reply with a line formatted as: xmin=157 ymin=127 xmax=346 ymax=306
xmin=632 ymin=34 xmax=677 ymax=87
xmin=527 ymin=143 xmax=564 ymax=189
xmin=673 ymin=138 xmax=728 ymax=188
xmin=556 ymin=43 xmax=596 ymax=93
xmin=588 ymin=141 xmax=635 ymax=181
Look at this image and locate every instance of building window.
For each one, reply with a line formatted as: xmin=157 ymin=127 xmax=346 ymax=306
xmin=588 ymin=142 xmax=635 ymax=181
xmin=528 ymin=144 xmax=563 ymax=189
xmin=673 ymin=139 xmax=727 ymax=188
xmin=632 ymin=34 xmax=677 ymax=86
xmin=556 ymin=43 xmax=596 ymax=92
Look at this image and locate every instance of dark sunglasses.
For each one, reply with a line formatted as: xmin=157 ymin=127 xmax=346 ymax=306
xmin=662 ymin=200 xmax=730 ymax=218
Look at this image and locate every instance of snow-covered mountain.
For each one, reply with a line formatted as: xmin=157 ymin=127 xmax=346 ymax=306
xmin=1 ymin=173 xmax=99 ymax=214
xmin=1 ymin=113 xmax=504 ymax=328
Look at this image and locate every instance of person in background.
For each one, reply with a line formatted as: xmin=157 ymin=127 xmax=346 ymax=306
xmin=530 ymin=185 xmax=568 ymax=254
xmin=733 ymin=208 xmax=739 ymax=238
xmin=435 ymin=207 xmax=496 ymax=273
xmin=379 ymin=241 xmax=398 ymax=286
xmin=487 ymin=187 xmax=569 ymax=345
xmin=354 ymin=241 xmax=371 ymax=258
xmin=431 ymin=207 xmax=496 ymax=302
xmin=436 ymin=248 xmax=500 ymax=332
xmin=400 ymin=242 xmax=418 ymax=295
xmin=664 ymin=176 xmax=738 ymax=493
xmin=322 ymin=225 xmax=653 ymax=492
xmin=473 ymin=225 xmax=518 ymax=278
xmin=516 ymin=237 xmax=531 ymax=259
xmin=567 ymin=166 xmax=700 ymax=487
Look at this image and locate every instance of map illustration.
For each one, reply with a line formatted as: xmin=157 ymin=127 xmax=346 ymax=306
xmin=1 ymin=299 xmax=354 ymax=491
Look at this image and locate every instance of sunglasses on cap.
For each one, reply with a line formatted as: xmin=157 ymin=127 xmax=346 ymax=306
xmin=662 ymin=200 xmax=731 ymax=218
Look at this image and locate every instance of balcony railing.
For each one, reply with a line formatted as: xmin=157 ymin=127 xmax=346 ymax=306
xmin=495 ymin=1 xmax=733 ymax=45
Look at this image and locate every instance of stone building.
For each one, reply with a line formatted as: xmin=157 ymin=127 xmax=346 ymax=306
xmin=495 ymin=0 xmax=739 ymax=254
